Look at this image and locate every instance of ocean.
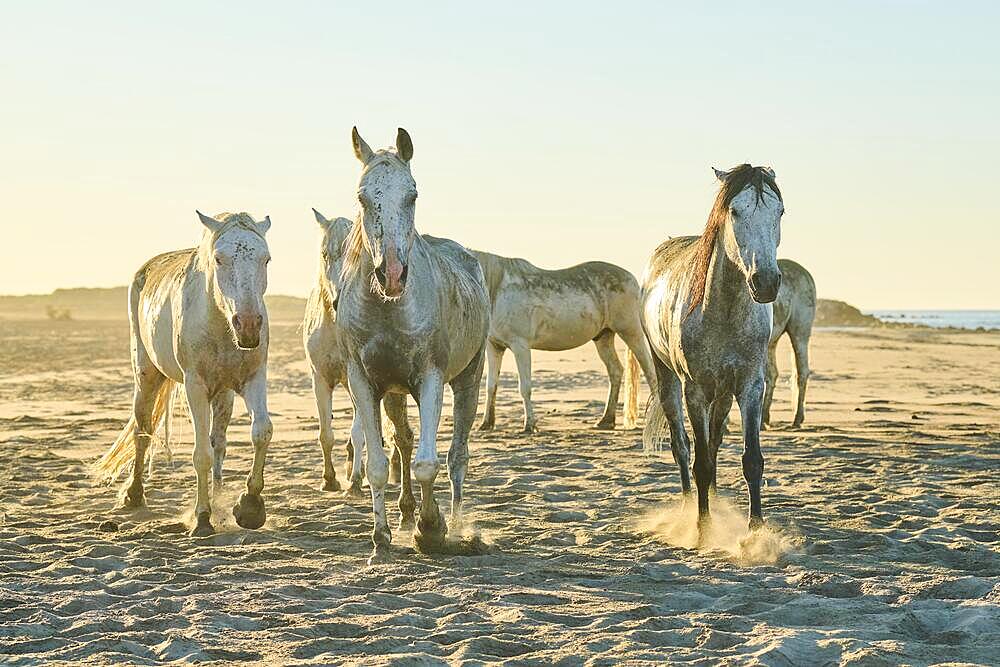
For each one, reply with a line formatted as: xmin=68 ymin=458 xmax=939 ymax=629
xmin=868 ymin=310 xmax=1000 ymax=331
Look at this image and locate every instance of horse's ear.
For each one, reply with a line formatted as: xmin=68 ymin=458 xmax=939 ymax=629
xmin=763 ymin=166 xmax=776 ymax=179
xmin=312 ymin=208 xmax=330 ymax=228
xmin=352 ymin=126 xmax=374 ymax=164
xmin=396 ymin=128 xmax=414 ymax=162
xmin=258 ymin=215 xmax=272 ymax=235
xmin=197 ymin=210 xmax=222 ymax=233
xmin=712 ymin=168 xmax=730 ymax=182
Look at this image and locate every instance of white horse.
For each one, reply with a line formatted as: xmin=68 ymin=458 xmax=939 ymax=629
xmin=641 ymin=165 xmax=784 ymax=535
xmin=95 ymin=211 xmax=274 ymax=537
xmin=471 ymin=250 xmax=657 ymax=432
xmin=336 ymin=127 xmax=490 ymax=564
xmin=303 ymin=210 xmax=415 ymax=520
xmin=763 ymin=258 xmax=816 ymax=427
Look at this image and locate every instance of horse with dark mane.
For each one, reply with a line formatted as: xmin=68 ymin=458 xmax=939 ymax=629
xmin=641 ymin=164 xmax=785 ymax=536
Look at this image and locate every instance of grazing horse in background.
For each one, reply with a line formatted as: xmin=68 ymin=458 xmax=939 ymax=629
xmin=763 ymin=259 xmax=816 ymax=427
xmin=94 ymin=211 xmax=274 ymax=537
xmin=641 ymin=164 xmax=785 ymax=534
xmin=336 ymin=127 xmax=490 ymax=564
xmin=472 ymin=250 xmax=657 ymax=432
xmin=303 ymin=210 xmax=415 ymax=517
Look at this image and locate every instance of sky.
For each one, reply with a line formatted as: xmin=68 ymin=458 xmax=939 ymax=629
xmin=2 ymin=1 xmax=998 ymax=309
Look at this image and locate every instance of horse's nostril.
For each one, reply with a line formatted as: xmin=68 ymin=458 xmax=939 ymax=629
xmin=233 ymin=314 xmax=241 ymax=330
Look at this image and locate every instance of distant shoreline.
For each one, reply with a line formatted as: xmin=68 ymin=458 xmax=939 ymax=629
xmin=0 ymin=287 xmax=996 ymax=331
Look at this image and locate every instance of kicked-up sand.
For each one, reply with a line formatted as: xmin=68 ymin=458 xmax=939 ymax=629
xmin=0 ymin=317 xmax=997 ymax=665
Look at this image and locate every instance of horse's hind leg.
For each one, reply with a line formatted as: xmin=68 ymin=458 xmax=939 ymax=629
xmin=447 ymin=343 xmax=486 ymax=530
xmin=124 ymin=368 xmax=167 ymax=508
xmin=312 ymin=375 xmax=340 ymax=491
xmin=790 ymin=330 xmax=811 ymax=428
xmin=651 ymin=352 xmax=691 ymax=495
xmin=708 ymin=394 xmax=734 ymax=494
xmin=477 ymin=339 xmax=505 ymax=431
xmin=762 ymin=337 xmax=780 ymax=428
xmin=384 ymin=393 xmax=415 ymax=530
xmin=232 ymin=369 xmax=272 ymax=531
xmin=593 ymin=330 xmax=623 ymax=429
xmin=343 ymin=412 xmax=366 ymax=499
xmin=210 ymin=389 xmax=234 ymax=483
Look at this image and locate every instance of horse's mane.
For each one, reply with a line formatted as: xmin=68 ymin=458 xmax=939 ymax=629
xmin=687 ymin=165 xmax=782 ymax=315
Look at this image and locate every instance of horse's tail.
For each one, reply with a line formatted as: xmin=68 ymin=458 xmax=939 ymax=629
xmin=147 ymin=385 xmax=179 ymax=478
xmin=623 ymin=348 xmax=640 ymax=429
xmin=642 ymin=394 xmax=670 ymax=455
xmin=93 ymin=380 xmax=174 ymax=483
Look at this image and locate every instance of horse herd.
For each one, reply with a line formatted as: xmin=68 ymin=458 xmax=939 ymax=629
xmin=95 ymin=128 xmax=816 ymax=565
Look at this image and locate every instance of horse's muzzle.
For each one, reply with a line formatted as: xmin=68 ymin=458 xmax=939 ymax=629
xmin=374 ymin=258 xmax=408 ymax=298
xmin=232 ymin=312 xmax=264 ymax=349
xmin=749 ymin=269 xmax=782 ymax=304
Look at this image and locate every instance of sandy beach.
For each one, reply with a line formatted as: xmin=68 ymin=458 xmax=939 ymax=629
xmin=1 ymin=317 xmax=997 ymax=665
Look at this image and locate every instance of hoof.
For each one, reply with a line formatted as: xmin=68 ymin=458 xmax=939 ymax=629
xmin=321 ymin=477 xmax=341 ymax=492
xmin=232 ymin=493 xmax=266 ymax=530
xmin=519 ymin=425 xmax=537 ymax=435
xmin=414 ymin=513 xmax=448 ymax=553
xmin=792 ymin=419 xmax=804 ymax=429
xmin=398 ymin=512 xmax=416 ymax=533
xmin=592 ymin=420 xmax=615 ymax=431
xmin=748 ymin=515 xmax=765 ymax=532
xmin=190 ymin=511 xmax=214 ymax=537
xmin=367 ymin=542 xmax=392 ymax=565
xmin=343 ymin=480 xmax=366 ymax=500
xmin=120 ymin=485 xmax=144 ymax=509
xmin=477 ymin=420 xmax=495 ymax=432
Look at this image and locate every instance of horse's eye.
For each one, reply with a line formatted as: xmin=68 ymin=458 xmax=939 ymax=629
xmin=214 ymin=255 xmax=223 ymax=265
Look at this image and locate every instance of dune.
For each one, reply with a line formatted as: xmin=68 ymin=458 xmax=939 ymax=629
xmin=0 ymin=315 xmax=997 ymax=664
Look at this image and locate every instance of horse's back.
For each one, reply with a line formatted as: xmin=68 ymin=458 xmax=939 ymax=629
xmin=474 ymin=252 xmax=638 ymax=350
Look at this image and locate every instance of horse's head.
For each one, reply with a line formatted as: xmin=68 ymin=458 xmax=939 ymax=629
xmin=714 ymin=165 xmax=784 ymax=303
xmin=312 ymin=208 xmax=353 ymax=307
xmin=197 ymin=211 xmax=272 ymax=349
xmin=351 ymin=126 xmax=417 ymax=299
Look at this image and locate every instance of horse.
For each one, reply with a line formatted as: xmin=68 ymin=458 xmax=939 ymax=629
xmin=303 ymin=209 xmax=415 ymax=514
xmin=94 ymin=211 xmax=274 ymax=537
xmin=641 ymin=164 xmax=785 ymax=535
xmin=763 ymin=259 xmax=816 ymax=428
xmin=336 ymin=127 xmax=490 ymax=564
xmin=471 ymin=250 xmax=657 ymax=432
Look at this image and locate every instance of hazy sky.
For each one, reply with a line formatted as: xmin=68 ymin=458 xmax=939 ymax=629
xmin=2 ymin=2 xmax=998 ymax=309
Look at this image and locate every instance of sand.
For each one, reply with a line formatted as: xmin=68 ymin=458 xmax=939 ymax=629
xmin=0 ymin=317 xmax=998 ymax=665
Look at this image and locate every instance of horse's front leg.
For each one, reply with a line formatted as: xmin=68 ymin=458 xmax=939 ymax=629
xmin=347 ymin=363 xmax=391 ymax=564
xmin=448 ymin=345 xmax=485 ymax=529
xmin=477 ymin=340 xmax=505 ymax=431
xmin=684 ymin=383 xmax=713 ymax=537
xmin=736 ymin=373 xmax=766 ymax=530
xmin=412 ymin=371 xmax=447 ymax=551
xmin=232 ymin=370 xmax=271 ymax=530
xmin=312 ymin=375 xmax=340 ymax=492
xmin=184 ymin=378 xmax=215 ymax=536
